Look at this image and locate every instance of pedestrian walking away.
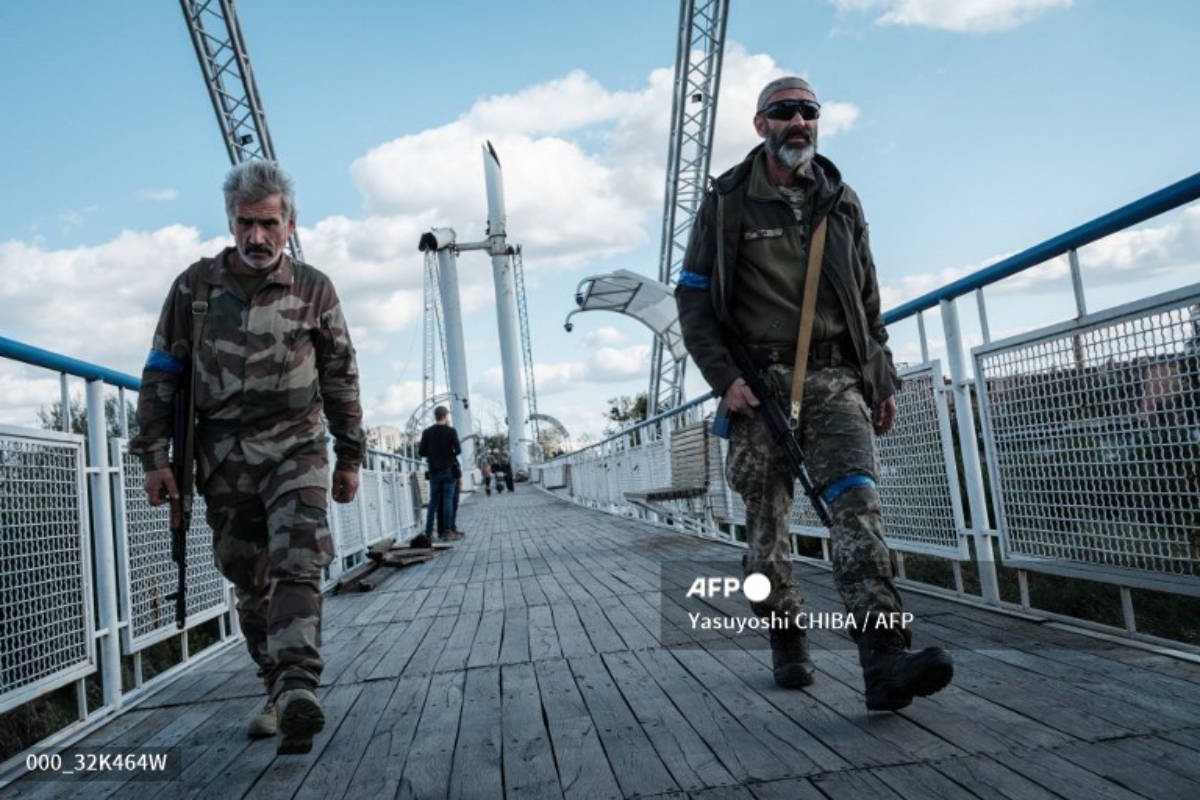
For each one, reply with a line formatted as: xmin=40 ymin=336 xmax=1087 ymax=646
xmin=132 ymin=159 xmax=365 ymax=753
xmin=676 ymin=75 xmax=953 ymax=710
xmin=416 ymin=405 xmax=463 ymax=543
xmin=480 ymin=454 xmax=493 ymax=497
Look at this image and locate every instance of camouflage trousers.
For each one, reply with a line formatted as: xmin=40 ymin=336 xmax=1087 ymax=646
xmin=199 ymin=435 xmax=334 ymax=697
xmin=726 ymin=364 xmax=903 ymax=635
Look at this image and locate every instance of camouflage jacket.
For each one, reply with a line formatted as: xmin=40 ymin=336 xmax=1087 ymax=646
xmin=131 ymin=248 xmax=365 ymax=475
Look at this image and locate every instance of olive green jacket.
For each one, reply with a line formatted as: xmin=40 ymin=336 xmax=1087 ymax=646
xmin=675 ymin=146 xmax=901 ymax=408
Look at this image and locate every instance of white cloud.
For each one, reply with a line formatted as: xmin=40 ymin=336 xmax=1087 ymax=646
xmin=831 ymin=0 xmax=1072 ymax=33
xmin=367 ymin=380 xmax=424 ymax=424
xmin=527 ymin=361 xmax=593 ymax=395
xmin=582 ymin=326 xmax=629 ymax=347
xmin=346 ymin=47 xmax=860 ymax=276
xmin=57 ymin=206 xmax=99 ymax=229
xmin=0 ymin=362 xmax=62 ymax=427
xmin=138 ymin=188 xmax=179 ymax=202
xmin=589 ymin=344 xmax=652 ymax=381
xmin=0 ymin=226 xmax=227 ymax=374
xmin=0 ymin=48 xmax=863 ymax=442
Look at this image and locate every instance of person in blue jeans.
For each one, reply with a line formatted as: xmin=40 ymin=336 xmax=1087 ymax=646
xmin=413 ymin=405 xmax=461 ymax=547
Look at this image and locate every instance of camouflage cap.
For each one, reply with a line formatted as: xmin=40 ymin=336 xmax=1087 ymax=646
xmin=756 ymin=76 xmax=816 ymax=112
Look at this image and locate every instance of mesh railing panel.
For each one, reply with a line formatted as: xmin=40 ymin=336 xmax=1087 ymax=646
xmin=379 ymin=473 xmax=400 ymax=540
xmin=708 ymin=435 xmax=734 ymax=524
xmin=335 ymin=493 xmax=364 ymax=555
xmin=977 ymin=292 xmax=1200 ymax=589
xmin=362 ymin=473 xmax=383 ymax=545
xmin=553 ymin=371 xmax=965 ymax=558
xmin=0 ymin=429 xmax=92 ymax=712
xmin=116 ymin=444 xmax=227 ymax=650
xmin=876 ymin=363 xmax=965 ymax=557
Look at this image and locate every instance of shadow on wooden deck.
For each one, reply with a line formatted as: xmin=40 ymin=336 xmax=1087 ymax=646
xmin=8 ymin=488 xmax=1200 ymax=799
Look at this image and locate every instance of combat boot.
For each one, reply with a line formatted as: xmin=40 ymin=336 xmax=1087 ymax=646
xmin=275 ymin=688 xmax=325 ymax=755
xmin=246 ymin=698 xmax=277 ymax=739
xmin=769 ymin=627 xmax=815 ymax=689
xmin=857 ymin=627 xmax=953 ymax=711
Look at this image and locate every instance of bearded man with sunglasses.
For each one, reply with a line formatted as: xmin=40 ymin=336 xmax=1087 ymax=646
xmin=676 ymin=76 xmax=953 ymax=711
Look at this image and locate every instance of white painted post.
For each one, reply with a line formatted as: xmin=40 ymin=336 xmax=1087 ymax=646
xmin=85 ymin=380 xmax=124 ymax=709
xmin=940 ymin=299 xmax=1001 ymax=605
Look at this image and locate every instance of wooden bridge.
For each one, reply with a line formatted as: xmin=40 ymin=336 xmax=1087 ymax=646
xmin=8 ymin=489 xmax=1200 ymax=799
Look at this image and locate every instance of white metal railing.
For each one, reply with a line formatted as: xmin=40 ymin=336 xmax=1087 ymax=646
xmin=533 ymin=358 xmax=962 ymax=557
xmin=975 ymin=286 xmax=1200 ymax=597
xmin=0 ymin=340 xmax=426 ymax=772
xmin=535 ymin=290 xmax=1200 ymax=642
xmin=535 ymin=174 xmax=1200 ymax=647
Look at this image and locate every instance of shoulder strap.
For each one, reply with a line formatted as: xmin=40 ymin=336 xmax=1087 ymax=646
xmin=179 ymin=274 xmax=211 ymax=497
xmin=789 ymin=217 xmax=828 ymax=429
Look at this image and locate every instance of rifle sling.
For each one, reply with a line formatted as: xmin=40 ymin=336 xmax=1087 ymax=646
xmin=789 ymin=217 xmax=828 ymax=430
xmin=181 ymin=278 xmax=211 ymax=500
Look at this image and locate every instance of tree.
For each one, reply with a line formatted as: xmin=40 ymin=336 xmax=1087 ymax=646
xmin=38 ymin=394 xmax=138 ymax=440
xmin=537 ymin=427 xmax=566 ymax=459
xmin=604 ymin=393 xmax=649 ymax=436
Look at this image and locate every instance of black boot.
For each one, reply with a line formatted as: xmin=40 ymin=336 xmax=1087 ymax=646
xmin=770 ymin=627 xmax=815 ymax=689
xmin=857 ymin=627 xmax=953 ymax=711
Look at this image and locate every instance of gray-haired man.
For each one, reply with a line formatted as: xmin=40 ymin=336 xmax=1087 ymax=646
xmin=133 ymin=160 xmax=364 ymax=752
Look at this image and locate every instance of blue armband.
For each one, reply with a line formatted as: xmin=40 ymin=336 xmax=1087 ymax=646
xmin=821 ymin=474 xmax=876 ymax=505
xmin=677 ymin=270 xmax=711 ymax=290
xmin=144 ymin=349 xmax=184 ymax=376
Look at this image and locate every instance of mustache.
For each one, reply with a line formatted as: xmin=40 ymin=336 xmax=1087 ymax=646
xmin=243 ymin=244 xmax=275 ymax=256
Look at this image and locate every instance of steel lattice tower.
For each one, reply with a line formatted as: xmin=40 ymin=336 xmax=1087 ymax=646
xmin=649 ymin=0 xmax=729 ymax=412
xmin=179 ymin=0 xmax=304 ymax=261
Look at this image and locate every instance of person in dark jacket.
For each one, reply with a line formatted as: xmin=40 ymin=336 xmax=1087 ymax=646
xmin=415 ymin=405 xmax=461 ymax=545
xmin=675 ymin=76 xmax=952 ymax=711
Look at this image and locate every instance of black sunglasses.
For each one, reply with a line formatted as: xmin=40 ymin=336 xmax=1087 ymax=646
xmin=761 ymin=99 xmax=821 ymax=122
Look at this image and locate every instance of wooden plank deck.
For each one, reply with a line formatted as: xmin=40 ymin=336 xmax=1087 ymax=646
xmin=8 ymin=488 xmax=1200 ymax=799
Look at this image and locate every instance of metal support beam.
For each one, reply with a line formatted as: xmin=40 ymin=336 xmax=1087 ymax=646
xmin=648 ymin=0 xmax=730 ymax=411
xmin=179 ymin=0 xmax=304 ymax=261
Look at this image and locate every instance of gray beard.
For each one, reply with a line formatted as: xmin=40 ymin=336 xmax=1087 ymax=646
xmin=767 ymin=139 xmax=816 ymax=170
xmin=239 ymin=248 xmax=282 ymax=271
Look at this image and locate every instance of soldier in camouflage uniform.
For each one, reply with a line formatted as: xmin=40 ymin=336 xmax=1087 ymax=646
xmin=132 ymin=160 xmax=365 ymax=753
xmin=676 ymin=77 xmax=953 ymax=710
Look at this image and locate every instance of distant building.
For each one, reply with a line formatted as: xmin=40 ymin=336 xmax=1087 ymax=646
xmin=367 ymin=424 xmax=406 ymax=452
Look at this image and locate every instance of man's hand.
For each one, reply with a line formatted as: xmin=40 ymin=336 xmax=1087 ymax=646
xmin=723 ymin=377 xmax=761 ymax=418
xmin=143 ymin=467 xmax=179 ymax=507
xmin=332 ymin=468 xmax=360 ymax=504
xmin=873 ymin=395 xmax=898 ymax=436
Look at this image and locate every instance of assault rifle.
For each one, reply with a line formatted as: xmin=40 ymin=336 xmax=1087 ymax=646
xmin=721 ymin=340 xmax=834 ymax=528
xmin=165 ymin=286 xmax=210 ymax=629
xmin=165 ymin=378 xmax=193 ymax=630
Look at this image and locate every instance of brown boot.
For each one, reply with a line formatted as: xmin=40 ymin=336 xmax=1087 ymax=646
xmin=246 ymin=698 xmax=277 ymax=739
xmin=275 ymin=688 xmax=325 ymax=755
xmin=769 ymin=627 xmax=815 ymax=689
xmin=857 ymin=627 xmax=953 ymax=711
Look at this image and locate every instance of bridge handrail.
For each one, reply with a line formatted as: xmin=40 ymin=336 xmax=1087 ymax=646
xmin=536 ymin=171 xmax=1200 ymax=656
xmin=0 ymin=335 xmax=140 ymax=390
xmin=884 ymin=171 xmax=1200 ymax=323
xmin=566 ymin=394 xmax=710 ymax=457
xmin=0 ymin=336 xmax=428 ymax=767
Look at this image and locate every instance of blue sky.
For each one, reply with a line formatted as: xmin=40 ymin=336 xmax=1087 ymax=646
xmin=1 ymin=0 xmax=1198 ymax=441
